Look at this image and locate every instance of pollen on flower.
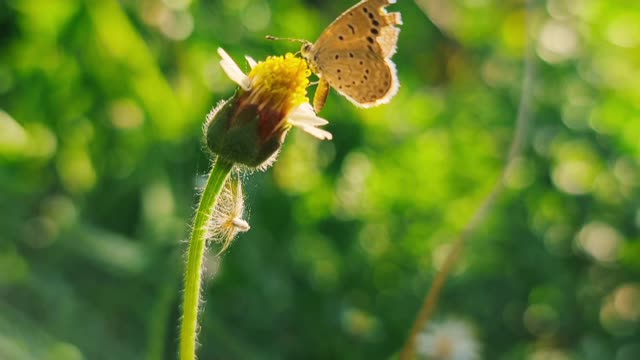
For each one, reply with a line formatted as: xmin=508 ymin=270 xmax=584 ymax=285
xmin=247 ymin=53 xmax=311 ymax=115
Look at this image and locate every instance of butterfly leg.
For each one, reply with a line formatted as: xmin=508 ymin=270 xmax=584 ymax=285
xmin=313 ymin=78 xmax=330 ymax=113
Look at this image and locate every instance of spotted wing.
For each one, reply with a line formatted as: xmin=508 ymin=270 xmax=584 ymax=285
xmin=308 ymin=0 xmax=402 ymax=107
xmin=312 ymin=0 xmax=402 ymax=59
xmin=313 ymin=44 xmax=399 ymax=107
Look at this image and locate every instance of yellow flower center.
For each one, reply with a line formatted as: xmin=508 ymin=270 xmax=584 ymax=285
xmin=246 ymin=53 xmax=311 ymax=114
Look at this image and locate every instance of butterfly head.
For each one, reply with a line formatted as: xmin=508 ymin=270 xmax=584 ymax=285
xmin=299 ymin=41 xmax=320 ymax=73
xmin=300 ymin=41 xmax=313 ymax=58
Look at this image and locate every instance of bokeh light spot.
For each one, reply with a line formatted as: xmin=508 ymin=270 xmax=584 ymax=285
xmin=335 ymin=152 xmax=372 ymax=218
xmin=577 ymin=221 xmax=622 ymax=264
xmin=524 ymin=303 xmax=558 ymax=336
xmin=613 ymin=283 xmax=640 ymax=321
xmin=538 ymin=20 xmax=579 ymax=63
xmin=241 ymin=0 xmax=271 ymax=33
xmin=109 ymin=99 xmax=144 ymax=129
xmin=162 ymin=0 xmax=191 ymax=11
xmin=0 ymin=110 xmax=29 ymax=156
xmin=159 ymin=10 xmax=194 ymax=40
xmin=607 ymin=14 xmax=640 ymax=48
xmin=358 ymin=223 xmax=390 ymax=258
xmin=56 ymin=146 xmax=97 ymax=193
xmin=551 ymin=141 xmax=601 ymax=195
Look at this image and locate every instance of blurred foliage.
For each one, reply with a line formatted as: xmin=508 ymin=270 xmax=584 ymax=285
xmin=1 ymin=0 xmax=640 ymax=359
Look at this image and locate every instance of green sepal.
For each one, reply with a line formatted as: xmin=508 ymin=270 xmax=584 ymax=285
xmin=205 ymin=92 xmax=285 ymax=168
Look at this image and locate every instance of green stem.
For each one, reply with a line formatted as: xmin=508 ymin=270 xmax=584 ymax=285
xmin=179 ymin=158 xmax=234 ymax=360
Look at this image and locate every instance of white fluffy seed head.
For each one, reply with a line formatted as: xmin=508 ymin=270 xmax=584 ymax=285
xmin=207 ymin=176 xmax=250 ymax=255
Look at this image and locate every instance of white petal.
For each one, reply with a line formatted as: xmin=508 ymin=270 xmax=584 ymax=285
xmin=245 ymin=56 xmax=258 ymax=69
xmin=293 ymin=102 xmax=315 ymax=116
xmin=293 ymin=123 xmax=334 ymax=140
xmin=287 ymin=103 xmax=332 ymax=139
xmin=288 ymin=103 xmax=329 ymax=125
xmin=217 ymin=48 xmax=250 ymax=90
xmin=289 ymin=114 xmax=329 ymax=127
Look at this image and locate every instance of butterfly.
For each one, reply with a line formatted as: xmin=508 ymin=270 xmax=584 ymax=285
xmin=300 ymin=0 xmax=402 ymax=113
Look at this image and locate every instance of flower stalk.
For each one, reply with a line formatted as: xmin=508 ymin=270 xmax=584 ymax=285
xmin=178 ymin=48 xmax=333 ymax=360
xmin=179 ymin=157 xmax=234 ymax=360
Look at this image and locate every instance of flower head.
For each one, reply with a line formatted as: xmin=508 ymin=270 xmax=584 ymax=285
xmin=206 ymin=48 xmax=332 ymax=168
xmin=416 ymin=319 xmax=481 ymax=360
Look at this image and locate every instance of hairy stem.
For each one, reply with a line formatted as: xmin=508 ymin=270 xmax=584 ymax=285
xmin=179 ymin=158 xmax=234 ymax=360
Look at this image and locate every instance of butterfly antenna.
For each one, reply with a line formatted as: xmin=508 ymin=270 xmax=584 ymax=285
xmin=265 ymin=35 xmax=306 ymax=43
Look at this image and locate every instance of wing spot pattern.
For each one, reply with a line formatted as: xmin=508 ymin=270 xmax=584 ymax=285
xmin=307 ymin=0 xmax=401 ymax=107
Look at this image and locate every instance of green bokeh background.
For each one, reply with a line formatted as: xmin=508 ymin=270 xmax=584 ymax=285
xmin=1 ymin=0 xmax=639 ymax=359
